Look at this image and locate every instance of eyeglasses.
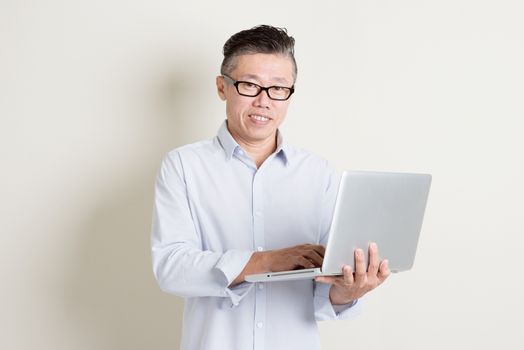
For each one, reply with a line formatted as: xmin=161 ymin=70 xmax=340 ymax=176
xmin=222 ymin=74 xmax=295 ymax=101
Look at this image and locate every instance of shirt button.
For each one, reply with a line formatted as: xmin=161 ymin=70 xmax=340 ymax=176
xmin=258 ymin=283 xmax=264 ymax=290
xmin=256 ymin=211 xmax=263 ymax=217
xmin=257 ymin=247 xmax=264 ymax=252
xmin=257 ymin=322 xmax=263 ymax=328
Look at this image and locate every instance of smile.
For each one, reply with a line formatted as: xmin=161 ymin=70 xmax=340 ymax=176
xmin=249 ymin=114 xmax=271 ymax=122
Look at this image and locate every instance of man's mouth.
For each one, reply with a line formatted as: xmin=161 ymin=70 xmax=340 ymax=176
xmin=249 ymin=114 xmax=271 ymax=122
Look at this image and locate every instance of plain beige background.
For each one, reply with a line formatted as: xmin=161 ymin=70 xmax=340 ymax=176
xmin=1 ymin=0 xmax=523 ymax=349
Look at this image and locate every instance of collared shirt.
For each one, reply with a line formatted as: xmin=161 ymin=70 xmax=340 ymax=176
xmin=151 ymin=121 xmax=361 ymax=350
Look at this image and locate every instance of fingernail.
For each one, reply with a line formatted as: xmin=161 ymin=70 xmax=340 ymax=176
xmin=370 ymin=242 xmax=377 ymax=250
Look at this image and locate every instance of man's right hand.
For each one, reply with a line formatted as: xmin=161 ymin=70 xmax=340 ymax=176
xmin=231 ymin=244 xmax=325 ymax=286
xmin=262 ymin=244 xmax=325 ymax=272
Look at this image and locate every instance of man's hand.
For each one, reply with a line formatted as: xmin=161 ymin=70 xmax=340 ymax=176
xmin=264 ymin=244 xmax=325 ymax=271
xmin=315 ymin=242 xmax=390 ymax=305
xmin=231 ymin=244 xmax=325 ymax=286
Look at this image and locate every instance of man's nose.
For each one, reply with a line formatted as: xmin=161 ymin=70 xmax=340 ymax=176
xmin=252 ymin=89 xmax=271 ymax=109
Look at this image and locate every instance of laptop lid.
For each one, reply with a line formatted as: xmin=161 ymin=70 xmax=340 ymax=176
xmin=321 ymin=170 xmax=432 ymax=273
xmin=245 ymin=170 xmax=432 ymax=283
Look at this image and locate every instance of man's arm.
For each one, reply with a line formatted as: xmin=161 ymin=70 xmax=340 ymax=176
xmin=152 ymin=152 xmax=253 ymax=301
xmin=152 ymin=153 xmax=326 ymax=302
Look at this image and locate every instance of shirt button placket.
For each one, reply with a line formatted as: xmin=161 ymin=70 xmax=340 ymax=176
xmin=252 ymin=171 xmax=266 ymax=350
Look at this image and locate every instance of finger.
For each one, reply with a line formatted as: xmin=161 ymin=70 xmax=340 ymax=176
xmin=303 ymin=249 xmax=324 ymax=267
xmin=315 ymin=276 xmax=338 ymax=284
xmin=367 ymin=242 xmax=380 ymax=276
xmin=295 ymin=256 xmax=316 ymax=269
xmin=377 ymin=259 xmax=391 ymax=283
xmin=342 ymin=265 xmax=354 ymax=286
xmin=306 ymin=244 xmax=326 ymax=258
xmin=315 ymin=245 xmax=326 ymax=257
xmin=354 ymin=248 xmax=367 ymax=284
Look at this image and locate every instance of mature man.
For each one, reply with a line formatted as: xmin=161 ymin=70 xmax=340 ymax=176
xmin=151 ymin=25 xmax=390 ymax=350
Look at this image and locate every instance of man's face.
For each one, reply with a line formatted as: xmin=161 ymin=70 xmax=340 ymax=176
xmin=216 ymin=53 xmax=295 ymax=147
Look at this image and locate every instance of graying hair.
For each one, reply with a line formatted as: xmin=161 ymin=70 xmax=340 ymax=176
xmin=220 ymin=25 xmax=297 ymax=82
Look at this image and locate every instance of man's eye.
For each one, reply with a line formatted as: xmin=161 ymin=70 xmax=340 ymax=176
xmin=244 ymin=82 xmax=257 ymax=88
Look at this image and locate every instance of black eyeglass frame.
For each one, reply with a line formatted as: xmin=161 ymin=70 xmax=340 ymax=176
xmin=222 ymin=74 xmax=295 ymax=101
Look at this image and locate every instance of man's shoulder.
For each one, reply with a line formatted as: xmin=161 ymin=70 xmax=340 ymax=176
xmin=283 ymin=143 xmax=340 ymax=190
xmin=164 ymin=137 xmax=220 ymax=161
xmin=285 ymin=143 xmax=331 ymax=169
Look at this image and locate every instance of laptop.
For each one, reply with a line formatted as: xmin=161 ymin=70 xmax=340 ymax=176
xmin=245 ymin=170 xmax=432 ymax=283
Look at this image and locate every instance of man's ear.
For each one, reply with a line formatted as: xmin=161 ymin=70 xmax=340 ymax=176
xmin=216 ymin=76 xmax=226 ymax=101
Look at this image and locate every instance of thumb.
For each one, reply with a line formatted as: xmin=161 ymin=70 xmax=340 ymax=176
xmin=315 ymin=276 xmax=335 ymax=284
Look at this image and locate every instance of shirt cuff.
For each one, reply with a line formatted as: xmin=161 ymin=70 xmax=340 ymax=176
xmin=333 ymin=300 xmax=358 ymax=314
xmin=314 ymin=282 xmax=362 ymax=321
xmin=214 ymin=249 xmax=254 ymax=307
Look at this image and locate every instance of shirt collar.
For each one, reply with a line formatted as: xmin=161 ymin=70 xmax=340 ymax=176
xmin=274 ymin=128 xmax=289 ymax=165
xmin=216 ymin=120 xmax=290 ymax=166
xmin=217 ymin=120 xmax=239 ymax=160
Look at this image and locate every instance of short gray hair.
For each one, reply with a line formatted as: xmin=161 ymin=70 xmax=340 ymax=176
xmin=220 ymin=25 xmax=297 ymax=82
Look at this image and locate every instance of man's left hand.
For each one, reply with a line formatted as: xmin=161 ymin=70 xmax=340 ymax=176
xmin=315 ymin=242 xmax=390 ymax=305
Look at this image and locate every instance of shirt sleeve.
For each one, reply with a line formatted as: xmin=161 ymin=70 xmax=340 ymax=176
xmin=314 ymin=282 xmax=363 ymax=320
xmin=313 ymin=164 xmax=362 ymax=321
xmin=151 ymin=152 xmax=253 ymax=306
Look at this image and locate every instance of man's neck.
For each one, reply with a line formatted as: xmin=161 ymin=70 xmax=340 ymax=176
xmin=234 ymin=134 xmax=278 ymax=169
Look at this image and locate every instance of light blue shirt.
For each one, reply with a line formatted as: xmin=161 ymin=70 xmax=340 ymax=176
xmin=151 ymin=121 xmax=360 ymax=350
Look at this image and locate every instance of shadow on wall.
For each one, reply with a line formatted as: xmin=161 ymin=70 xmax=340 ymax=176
xmin=63 ymin=64 xmax=212 ymax=349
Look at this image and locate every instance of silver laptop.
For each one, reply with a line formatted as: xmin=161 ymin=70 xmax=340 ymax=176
xmin=245 ymin=170 xmax=432 ymax=283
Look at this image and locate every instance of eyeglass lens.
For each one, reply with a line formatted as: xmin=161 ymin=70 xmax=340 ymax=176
xmin=237 ymin=82 xmax=292 ymax=100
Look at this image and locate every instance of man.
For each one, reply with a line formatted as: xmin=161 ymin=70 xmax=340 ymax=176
xmin=151 ymin=25 xmax=390 ymax=350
